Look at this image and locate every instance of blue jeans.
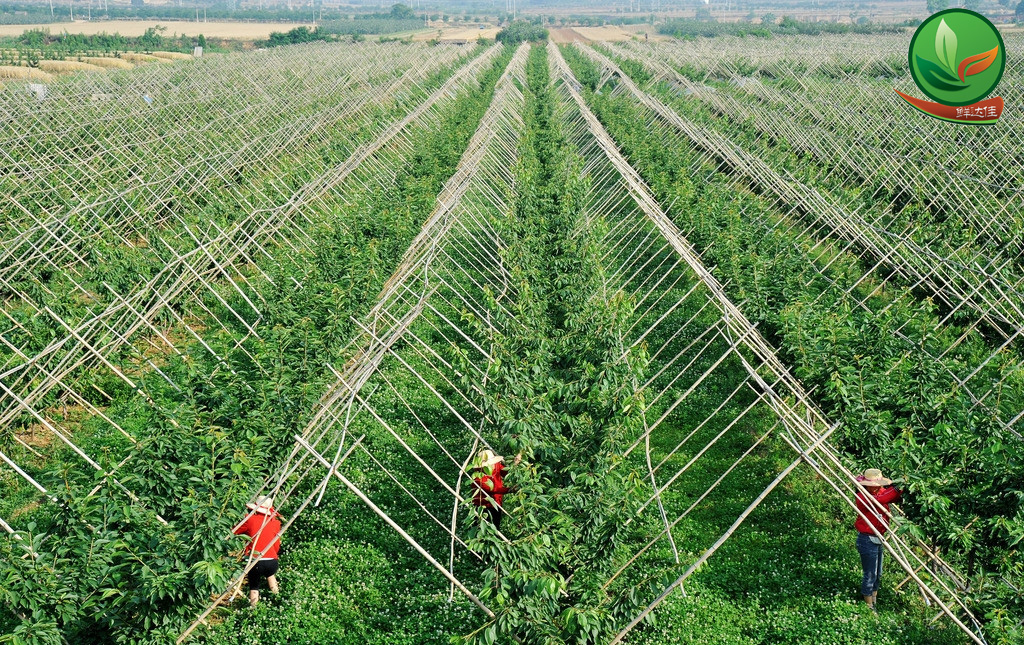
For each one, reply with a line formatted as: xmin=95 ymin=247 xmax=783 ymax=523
xmin=856 ymin=532 xmax=884 ymax=596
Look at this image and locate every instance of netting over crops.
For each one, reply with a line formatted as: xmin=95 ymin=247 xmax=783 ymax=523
xmin=604 ymin=35 xmax=1024 ymax=442
xmin=548 ymin=41 xmax=990 ymax=643
xmin=177 ymin=40 xmax=995 ymax=643
xmin=1 ymin=35 xmax=1018 ymax=644
xmin=0 ymin=41 xmax=501 ymax=540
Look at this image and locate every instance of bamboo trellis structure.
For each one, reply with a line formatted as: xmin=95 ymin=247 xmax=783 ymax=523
xmin=598 ymin=37 xmax=1024 ymax=445
xmin=1 ymin=34 xmax=1009 ymax=645
xmin=176 ymin=41 xmax=534 ymax=643
xmin=183 ymin=38 xmax=988 ymax=644
xmin=546 ymin=41 xmax=987 ymax=644
xmin=0 ymin=39 xmax=504 ymax=577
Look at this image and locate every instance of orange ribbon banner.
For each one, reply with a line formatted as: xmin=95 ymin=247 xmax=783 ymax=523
xmin=894 ymin=90 xmax=1003 ymax=125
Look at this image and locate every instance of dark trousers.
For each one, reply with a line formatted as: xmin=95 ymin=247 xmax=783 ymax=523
xmin=247 ymin=558 xmax=279 ymax=592
xmin=485 ymin=505 xmax=502 ymax=529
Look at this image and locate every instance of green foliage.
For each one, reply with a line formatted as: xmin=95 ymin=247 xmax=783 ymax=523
xmin=658 ymin=15 xmax=904 ymax=39
xmin=390 ymin=3 xmax=415 ymax=20
xmin=0 ymin=24 xmax=212 ymax=56
xmin=0 ymin=1 xmax=411 ymax=26
xmin=139 ymin=25 xmax=166 ymax=52
xmin=318 ymin=18 xmax=424 ymax=37
xmin=562 ymin=46 xmax=1024 ymax=643
xmin=261 ymin=26 xmax=329 ymax=48
xmin=448 ymin=45 xmax=654 ymax=645
xmin=496 ymin=21 xmax=549 ymax=45
xmin=0 ymin=46 xmax=510 ymax=644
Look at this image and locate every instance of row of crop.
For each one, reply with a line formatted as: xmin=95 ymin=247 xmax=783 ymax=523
xmin=451 ymin=41 xmax=968 ymax=645
xmin=561 ymin=45 xmax=1024 ymax=642
xmin=583 ymin=42 xmax=1024 ymax=452
xmin=452 ymin=45 xmax=655 ymax=644
xmin=549 ymin=41 xmax=975 ymax=644
xmin=0 ymin=42 xmax=440 ymax=283
xmin=610 ymin=38 xmax=1024 ymax=260
xmin=0 ymin=43 xmax=471 ymax=231
xmin=0 ymin=44 xmax=482 ymax=400
xmin=0 ymin=48 xmax=514 ymax=645
xmin=0 ymin=42 xmax=445 ymax=226
xmin=642 ymin=33 xmax=910 ymax=80
xmin=199 ymin=42 xmax=649 ymax=645
xmin=590 ymin=43 xmax=1024 ymax=422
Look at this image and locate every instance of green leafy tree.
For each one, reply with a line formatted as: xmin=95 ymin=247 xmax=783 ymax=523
xmin=389 ymin=2 xmax=414 ymax=19
xmin=139 ymin=25 xmax=165 ymax=51
xmin=495 ymin=20 xmax=548 ymax=44
xmin=927 ymin=0 xmax=949 ymax=13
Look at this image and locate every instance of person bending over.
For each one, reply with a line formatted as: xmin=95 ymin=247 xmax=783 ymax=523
xmin=233 ymin=495 xmax=282 ymax=607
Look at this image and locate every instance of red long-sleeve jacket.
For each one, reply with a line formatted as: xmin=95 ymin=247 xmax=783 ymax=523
xmin=854 ymin=486 xmax=901 ymax=536
xmin=233 ymin=511 xmax=282 ymax=559
xmin=472 ymin=463 xmax=511 ymax=508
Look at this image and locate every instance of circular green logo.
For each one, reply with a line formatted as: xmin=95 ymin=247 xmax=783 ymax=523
xmin=909 ymin=9 xmax=1005 ymax=106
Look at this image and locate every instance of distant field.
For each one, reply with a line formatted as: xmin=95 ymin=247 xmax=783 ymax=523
xmin=412 ymin=25 xmax=499 ymax=41
xmin=549 ymin=25 xmax=667 ymax=43
xmin=0 ymin=20 xmax=315 ymax=39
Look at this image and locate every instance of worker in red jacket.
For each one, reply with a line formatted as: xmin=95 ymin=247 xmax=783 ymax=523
xmin=469 ymin=449 xmax=519 ymax=529
xmin=233 ymin=495 xmax=282 ymax=607
xmin=854 ymin=469 xmax=902 ymax=612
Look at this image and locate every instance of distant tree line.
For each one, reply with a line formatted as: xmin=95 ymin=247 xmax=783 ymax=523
xmin=261 ymin=5 xmax=424 ymax=47
xmin=318 ymin=17 xmax=423 ymax=37
xmin=0 ymin=26 xmax=225 ymax=54
xmin=0 ymin=0 xmax=418 ymax=26
xmin=261 ymin=25 xmax=329 ymax=47
xmin=659 ymin=15 xmax=910 ymax=39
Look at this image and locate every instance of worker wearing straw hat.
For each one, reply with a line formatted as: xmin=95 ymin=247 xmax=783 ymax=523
xmin=233 ymin=495 xmax=282 ymax=607
xmin=854 ymin=468 xmax=902 ymax=612
xmin=469 ymin=449 xmax=519 ymax=529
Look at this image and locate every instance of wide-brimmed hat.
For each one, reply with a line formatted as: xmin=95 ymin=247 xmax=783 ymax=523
xmin=477 ymin=449 xmax=504 ymax=468
xmin=858 ymin=469 xmax=892 ymax=487
xmin=247 ymin=495 xmax=275 ymax=515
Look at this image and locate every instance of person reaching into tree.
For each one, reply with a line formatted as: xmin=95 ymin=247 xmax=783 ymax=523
xmin=854 ymin=468 xmax=902 ymax=612
xmin=233 ymin=495 xmax=282 ymax=607
xmin=468 ymin=449 xmax=520 ymax=529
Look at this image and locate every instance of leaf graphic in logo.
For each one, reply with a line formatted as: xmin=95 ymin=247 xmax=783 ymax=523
xmin=957 ymin=46 xmax=998 ymax=82
xmin=916 ymin=55 xmax=968 ymax=92
xmin=935 ymin=18 xmax=958 ymax=74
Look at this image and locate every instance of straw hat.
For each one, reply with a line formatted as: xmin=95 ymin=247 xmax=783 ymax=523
xmin=247 ymin=495 xmax=275 ymax=515
xmin=859 ymin=469 xmax=892 ymax=487
xmin=477 ymin=449 xmax=504 ymax=468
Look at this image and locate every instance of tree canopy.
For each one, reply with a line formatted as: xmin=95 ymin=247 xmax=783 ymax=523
xmin=389 ymin=3 xmax=415 ymax=20
xmin=496 ymin=20 xmax=548 ymax=44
